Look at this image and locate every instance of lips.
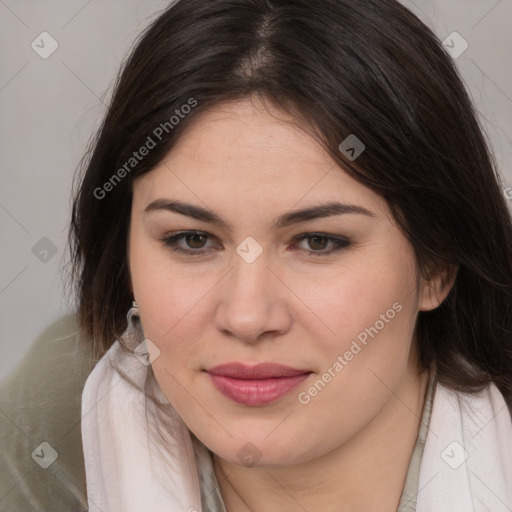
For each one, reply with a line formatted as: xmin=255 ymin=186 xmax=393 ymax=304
xmin=205 ymin=362 xmax=311 ymax=406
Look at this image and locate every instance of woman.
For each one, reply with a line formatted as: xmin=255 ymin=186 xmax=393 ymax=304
xmin=1 ymin=0 xmax=511 ymax=511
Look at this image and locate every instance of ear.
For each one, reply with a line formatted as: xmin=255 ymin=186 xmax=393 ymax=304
xmin=418 ymin=263 xmax=458 ymax=312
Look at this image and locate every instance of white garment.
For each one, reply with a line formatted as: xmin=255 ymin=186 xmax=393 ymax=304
xmin=82 ymin=307 xmax=512 ymax=511
xmin=417 ymin=375 xmax=512 ymax=511
xmin=81 ymin=307 xmax=203 ymax=512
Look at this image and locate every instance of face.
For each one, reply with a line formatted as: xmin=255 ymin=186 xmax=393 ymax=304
xmin=128 ymin=98 xmax=437 ymax=468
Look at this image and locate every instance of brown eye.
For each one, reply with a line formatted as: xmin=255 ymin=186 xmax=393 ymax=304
xmin=292 ymin=233 xmax=351 ymax=257
xmin=161 ymin=231 xmax=219 ymax=256
xmin=185 ymin=233 xmax=208 ymax=249
xmin=307 ymin=236 xmax=329 ymax=251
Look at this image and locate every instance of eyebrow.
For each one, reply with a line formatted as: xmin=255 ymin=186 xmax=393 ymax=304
xmin=144 ymin=199 xmax=376 ymax=231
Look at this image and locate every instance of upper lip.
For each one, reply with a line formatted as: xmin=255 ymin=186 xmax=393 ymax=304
xmin=206 ymin=362 xmax=311 ymax=379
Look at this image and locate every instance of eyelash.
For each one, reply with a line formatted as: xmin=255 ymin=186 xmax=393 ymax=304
xmin=160 ymin=231 xmax=351 ymax=257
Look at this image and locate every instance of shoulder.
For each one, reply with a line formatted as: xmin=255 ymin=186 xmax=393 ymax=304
xmin=0 ymin=314 xmax=98 ymax=511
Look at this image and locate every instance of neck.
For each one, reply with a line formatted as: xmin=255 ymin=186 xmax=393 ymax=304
xmin=213 ymin=363 xmax=431 ymax=512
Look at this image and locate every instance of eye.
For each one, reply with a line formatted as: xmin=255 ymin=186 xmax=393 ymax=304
xmin=161 ymin=231 xmax=218 ymax=256
xmin=291 ymin=233 xmax=351 ymax=257
xmin=161 ymin=231 xmax=350 ymax=258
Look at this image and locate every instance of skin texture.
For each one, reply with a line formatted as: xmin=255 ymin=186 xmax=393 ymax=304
xmin=128 ymin=97 xmax=455 ymax=511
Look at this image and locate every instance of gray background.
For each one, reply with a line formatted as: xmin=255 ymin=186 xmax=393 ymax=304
xmin=1 ymin=0 xmax=511 ymax=380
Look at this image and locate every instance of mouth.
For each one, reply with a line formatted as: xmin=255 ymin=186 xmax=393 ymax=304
xmin=205 ymin=362 xmax=312 ymax=406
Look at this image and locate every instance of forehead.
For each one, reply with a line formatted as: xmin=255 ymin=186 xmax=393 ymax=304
xmin=132 ymin=99 xmax=391 ymax=220
xmin=170 ymin=99 xmax=325 ymax=164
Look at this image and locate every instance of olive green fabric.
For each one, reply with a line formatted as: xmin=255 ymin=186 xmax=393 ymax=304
xmin=0 ymin=314 xmax=97 ymax=511
xmin=0 ymin=315 xmax=434 ymax=511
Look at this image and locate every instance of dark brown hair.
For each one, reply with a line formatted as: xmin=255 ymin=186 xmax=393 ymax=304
xmin=69 ymin=0 xmax=512 ymax=406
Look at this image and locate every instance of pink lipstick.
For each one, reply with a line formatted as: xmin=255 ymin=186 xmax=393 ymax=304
xmin=205 ymin=362 xmax=311 ymax=406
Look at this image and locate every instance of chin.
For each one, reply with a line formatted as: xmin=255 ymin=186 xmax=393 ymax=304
xmin=196 ymin=424 xmax=311 ymax=468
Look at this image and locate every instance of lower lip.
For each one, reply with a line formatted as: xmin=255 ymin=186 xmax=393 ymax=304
xmin=207 ymin=373 xmax=310 ymax=406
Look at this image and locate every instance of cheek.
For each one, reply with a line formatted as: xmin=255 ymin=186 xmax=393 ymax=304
xmin=289 ymin=267 xmax=419 ymax=459
xmin=302 ymin=247 xmax=418 ymax=359
xmin=128 ymin=238 xmax=223 ymax=403
xmin=129 ymin=229 xmax=203 ymax=337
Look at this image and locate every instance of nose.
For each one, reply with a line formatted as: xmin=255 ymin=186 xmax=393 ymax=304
xmin=214 ymin=251 xmax=292 ymax=343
